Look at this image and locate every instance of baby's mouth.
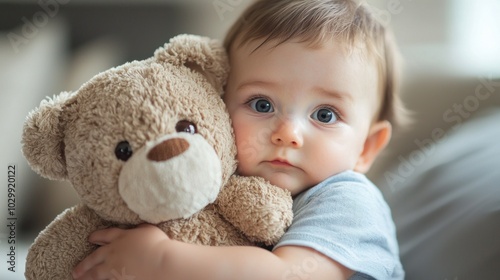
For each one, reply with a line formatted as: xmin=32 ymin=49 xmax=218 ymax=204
xmin=266 ymin=158 xmax=294 ymax=167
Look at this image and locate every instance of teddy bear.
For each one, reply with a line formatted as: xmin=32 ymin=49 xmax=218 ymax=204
xmin=21 ymin=34 xmax=293 ymax=280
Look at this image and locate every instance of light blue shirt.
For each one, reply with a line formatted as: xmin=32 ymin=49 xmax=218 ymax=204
xmin=274 ymin=170 xmax=404 ymax=280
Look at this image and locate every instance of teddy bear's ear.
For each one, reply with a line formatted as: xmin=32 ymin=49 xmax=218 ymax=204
xmin=22 ymin=91 xmax=76 ymax=181
xmin=154 ymin=34 xmax=229 ymax=94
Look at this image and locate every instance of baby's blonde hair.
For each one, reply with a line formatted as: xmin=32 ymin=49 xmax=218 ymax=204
xmin=224 ymin=0 xmax=407 ymax=128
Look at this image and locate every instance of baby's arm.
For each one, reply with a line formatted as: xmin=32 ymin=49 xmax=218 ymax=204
xmin=72 ymin=224 xmax=353 ymax=280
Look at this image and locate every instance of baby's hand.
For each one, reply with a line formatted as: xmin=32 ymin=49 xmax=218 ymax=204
xmin=72 ymin=224 xmax=170 ymax=280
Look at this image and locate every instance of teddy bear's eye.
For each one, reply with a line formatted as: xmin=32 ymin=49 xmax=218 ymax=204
xmin=115 ymin=141 xmax=133 ymax=161
xmin=176 ymin=120 xmax=197 ymax=134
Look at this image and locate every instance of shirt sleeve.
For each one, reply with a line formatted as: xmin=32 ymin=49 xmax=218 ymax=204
xmin=273 ymin=171 xmax=404 ymax=280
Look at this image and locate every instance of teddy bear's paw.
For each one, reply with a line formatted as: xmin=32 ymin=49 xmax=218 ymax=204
xmin=216 ymin=175 xmax=293 ymax=245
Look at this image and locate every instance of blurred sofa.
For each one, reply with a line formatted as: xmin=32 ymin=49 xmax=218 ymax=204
xmin=368 ymin=75 xmax=500 ymax=279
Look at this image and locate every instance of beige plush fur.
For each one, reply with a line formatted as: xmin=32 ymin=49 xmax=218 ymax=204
xmin=22 ymin=34 xmax=293 ymax=280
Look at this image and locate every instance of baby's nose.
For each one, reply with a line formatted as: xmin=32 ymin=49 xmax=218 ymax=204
xmin=271 ymin=119 xmax=303 ymax=148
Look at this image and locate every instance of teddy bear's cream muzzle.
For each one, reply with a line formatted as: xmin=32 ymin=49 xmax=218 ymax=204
xmin=118 ymin=133 xmax=222 ymax=224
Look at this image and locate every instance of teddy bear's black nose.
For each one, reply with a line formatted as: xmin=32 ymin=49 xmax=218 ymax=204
xmin=147 ymin=138 xmax=190 ymax=162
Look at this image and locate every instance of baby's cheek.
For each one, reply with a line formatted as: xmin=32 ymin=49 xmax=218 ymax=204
xmin=235 ymin=135 xmax=263 ymax=166
xmin=234 ymin=161 xmax=255 ymax=178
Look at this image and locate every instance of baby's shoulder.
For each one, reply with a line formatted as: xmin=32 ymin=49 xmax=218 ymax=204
xmin=294 ymin=171 xmax=390 ymax=219
xmin=299 ymin=171 xmax=380 ymax=202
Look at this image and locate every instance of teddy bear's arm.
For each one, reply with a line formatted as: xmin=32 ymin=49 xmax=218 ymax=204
xmin=25 ymin=204 xmax=112 ymax=280
xmin=215 ymin=175 xmax=293 ymax=246
xmin=157 ymin=206 xmax=254 ymax=247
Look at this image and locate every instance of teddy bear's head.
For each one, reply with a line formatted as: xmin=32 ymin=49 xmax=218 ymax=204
xmin=22 ymin=35 xmax=236 ymax=225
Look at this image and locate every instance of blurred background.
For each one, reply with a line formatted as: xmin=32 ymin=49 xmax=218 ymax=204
xmin=1 ymin=0 xmax=499 ymax=279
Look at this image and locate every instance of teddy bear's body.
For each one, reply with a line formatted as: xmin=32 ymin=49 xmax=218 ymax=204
xmin=22 ymin=35 xmax=292 ymax=280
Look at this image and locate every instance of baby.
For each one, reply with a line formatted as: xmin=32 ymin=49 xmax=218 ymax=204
xmin=73 ymin=0 xmax=406 ymax=279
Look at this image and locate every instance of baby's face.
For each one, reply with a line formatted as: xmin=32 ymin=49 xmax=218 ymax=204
xmin=224 ymin=39 xmax=381 ymax=195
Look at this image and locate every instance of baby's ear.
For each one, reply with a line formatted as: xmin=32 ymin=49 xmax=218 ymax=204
xmin=354 ymin=120 xmax=392 ymax=173
xmin=22 ymin=91 xmax=76 ymax=181
xmin=154 ymin=34 xmax=229 ymax=94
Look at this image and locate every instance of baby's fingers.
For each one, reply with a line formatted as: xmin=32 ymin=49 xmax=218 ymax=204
xmin=89 ymin=227 xmax=126 ymax=245
xmin=72 ymin=246 xmax=107 ymax=279
xmin=72 ymin=263 xmax=114 ymax=280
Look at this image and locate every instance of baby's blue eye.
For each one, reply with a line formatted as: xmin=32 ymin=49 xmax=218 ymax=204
xmin=249 ymin=98 xmax=274 ymax=113
xmin=311 ymin=108 xmax=337 ymax=124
